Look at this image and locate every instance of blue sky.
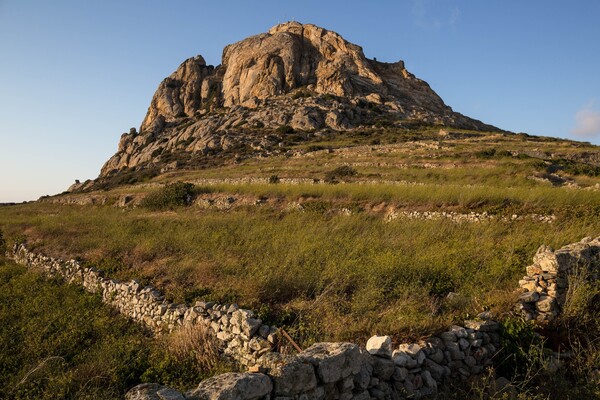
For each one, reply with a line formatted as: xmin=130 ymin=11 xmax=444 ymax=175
xmin=1 ymin=1 xmax=599 ymax=202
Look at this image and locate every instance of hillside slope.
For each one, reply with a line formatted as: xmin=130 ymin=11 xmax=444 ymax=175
xmin=96 ymin=22 xmax=497 ymax=184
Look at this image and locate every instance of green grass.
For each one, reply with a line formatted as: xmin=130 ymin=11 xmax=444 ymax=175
xmin=2 ymin=191 xmax=598 ymax=346
xmin=2 ymin=129 xmax=599 ymax=397
xmin=0 ymin=258 xmax=228 ymax=399
xmin=190 ymin=181 xmax=600 ymax=214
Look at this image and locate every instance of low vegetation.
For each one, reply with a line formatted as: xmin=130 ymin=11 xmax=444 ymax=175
xmin=0 ymin=257 xmax=229 ymax=399
xmin=2 ymin=128 xmax=599 ymax=398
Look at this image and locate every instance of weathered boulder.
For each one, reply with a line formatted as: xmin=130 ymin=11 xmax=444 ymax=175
xmin=185 ymin=372 xmax=272 ymax=400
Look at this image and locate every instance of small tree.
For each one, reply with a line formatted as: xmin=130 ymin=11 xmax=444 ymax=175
xmin=140 ymin=182 xmax=198 ymax=210
xmin=324 ymin=166 xmax=357 ymax=183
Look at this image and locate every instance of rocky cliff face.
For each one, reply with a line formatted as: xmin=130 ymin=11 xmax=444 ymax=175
xmin=100 ymin=22 xmax=497 ymax=178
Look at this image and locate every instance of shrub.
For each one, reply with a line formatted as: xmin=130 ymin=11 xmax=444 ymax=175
xmin=140 ymin=182 xmax=198 ymax=210
xmin=268 ymin=175 xmax=280 ymax=184
xmin=291 ymin=90 xmax=311 ymax=100
xmin=276 ymin=125 xmax=295 ymax=134
xmin=475 ymin=148 xmax=497 ymax=158
xmin=324 ymin=166 xmax=358 ymax=183
xmin=141 ymin=324 xmax=230 ymax=389
xmin=496 ymin=317 xmax=542 ymax=380
xmin=0 ymin=230 xmax=5 ymax=256
xmin=305 ymin=145 xmax=326 ymax=153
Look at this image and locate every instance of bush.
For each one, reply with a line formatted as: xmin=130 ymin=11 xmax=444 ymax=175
xmin=140 ymin=182 xmax=198 ymax=210
xmin=0 ymin=230 xmax=5 ymax=256
xmin=475 ymin=148 xmax=497 ymax=158
xmin=268 ymin=175 xmax=280 ymax=184
xmin=324 ymin=166 xmax=358 ymax=183
xmin=496 ymin=317 xmax=542 ymax=380
xmin=291 ymin=90 xmax=311 ymax=100
xmin=141 ymin=325 xmax=231 ymax=388
xmin=276 ymin=125 xmax=295 ymax=134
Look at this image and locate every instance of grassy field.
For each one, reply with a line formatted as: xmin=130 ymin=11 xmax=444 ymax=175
xmin=1 ymin=130 xmax=600 ymax=397
xmin=0 ymin=257 xmax=230 ymax=399
xmin=2 ymin=191 xmax=599 ymax=346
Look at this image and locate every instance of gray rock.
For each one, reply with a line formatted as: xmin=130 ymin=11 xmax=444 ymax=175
xmin=519 ymin=291 xmax=540 ymax=303
xmin=185 ymin=372 xmax=272 ymax=400
xmin=439 ymin=331 xmax=457 ymax=342
xmin=392 ymin=350 xmax=411 ymax=367
xmin=354 ymin=363 xmax=372 ymax=390
xmin=477 ymin=311 xmax=494 ymax=320
xmin=371 ymin=356 xmax=395 ymax=380
xmin=428 ymin=348 xmax=445 ymax=364
xmin=450 ymin=325 xmax=468 ymax=339
xmin=464 ymin=319 xmax=499 ymax=332
xmin=258 ymin=324 xmax=270 ymax=339
xmin=421 ymin=370 xmax=437 ymax=389
xmin=299 ymin=342 xmax=361 ymax=383
xmin=157 ymin=388 xmax=185 ymax=400
xmin=424 ymin=358 xmax=446 ymax=381
xmin=464 ymin=355 xmax=476 ymax=368
xmin=536 ymin=296 xmax=555 ymax=312
xmin=126 ymin=383 xmax=183 ymax=400
xmin=398 ymin=343 xmax=422 ymax=356
xmin=392 ymin=366 xmax=408 ymax=382
xmin=270 ymin=357 xmax=317 ymax=396
xmin=366 ymin=335 xmax=393 ymax=358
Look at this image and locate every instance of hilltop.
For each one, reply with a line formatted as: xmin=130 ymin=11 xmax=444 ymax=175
xmin=81 ymin=22 xmax=499 ymax=191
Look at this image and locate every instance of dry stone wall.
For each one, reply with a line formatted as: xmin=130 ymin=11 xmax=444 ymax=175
xmin=517 ymin=236 xmax=600 ymax=323
xmin=11 ymin=244 xmax=275 ymax=369
xmin=14 ymin=237 xmax=600 ymax=399
xmin=11 ymin=242 xmax=501 ymax=399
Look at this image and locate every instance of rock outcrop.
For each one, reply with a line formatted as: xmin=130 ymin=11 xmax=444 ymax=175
xmin=99 ymin=22 xmax=498 ymax=178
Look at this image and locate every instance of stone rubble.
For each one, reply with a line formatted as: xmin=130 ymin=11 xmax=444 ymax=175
xmin=385 ymin=210 xmax=556 ymax=224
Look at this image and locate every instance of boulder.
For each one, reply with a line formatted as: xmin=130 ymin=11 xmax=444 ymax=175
xmin=371 ymin=355 xmax=395 ymax=380
xmin=299 ymin=342 xmax=362 ymax=383
xmin=269 ymin=356 xmax=317 ymax=395
xmin=185 ymin=372 xmax=272 ymax=400
xmin=125 ymin=383 xmax=184 ymax=400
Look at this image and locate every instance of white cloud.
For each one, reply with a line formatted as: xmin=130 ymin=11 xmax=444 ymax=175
xmin=410 ymin=0 xmax=460 ymax=31
xmin=571 ymin=103 xmax=600 ymax=139
xmin=449 ymin=6 xmax=461 ymax=27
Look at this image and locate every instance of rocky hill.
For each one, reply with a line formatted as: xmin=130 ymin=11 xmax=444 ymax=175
xmin=97 ymin=22 xmax=498 ymax=183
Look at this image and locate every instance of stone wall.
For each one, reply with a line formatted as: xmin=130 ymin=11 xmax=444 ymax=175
xmin=12 ymin=237 xmax=600 ymax=399
xmin=517 ymin=236 xmax=600 ymax=323
xmin=11 ymin=244 xmax=275 ymax=369
xmin=11 ymin=242 xmax=502 ymax=399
